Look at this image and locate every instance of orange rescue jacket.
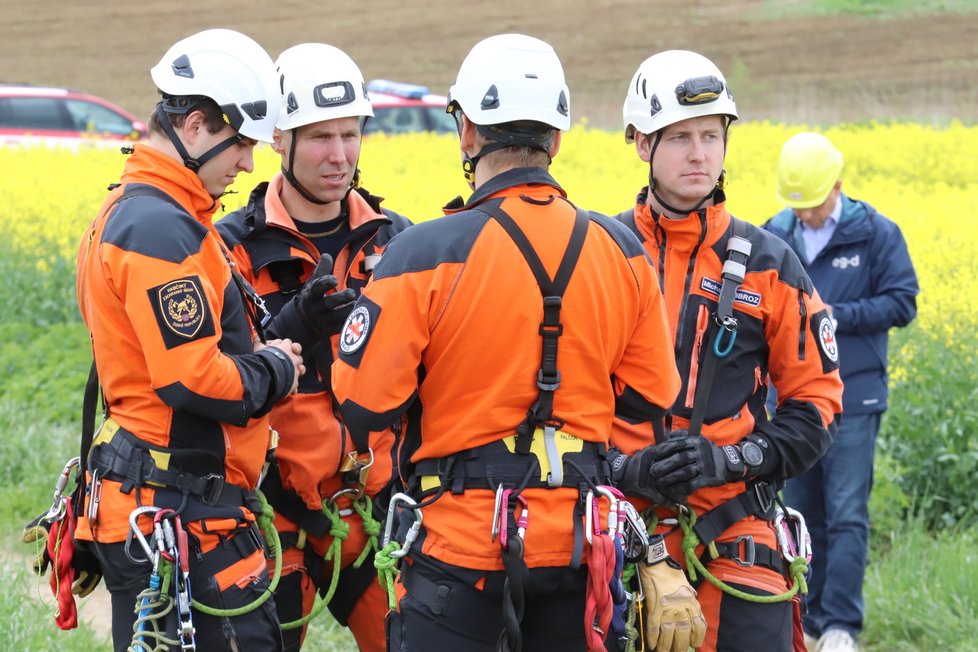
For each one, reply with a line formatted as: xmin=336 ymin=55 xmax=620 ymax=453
xmin=332 ymin=168 xmax=680 ymax=570
xmin=75 ymin=145 xmax=295 ymax=543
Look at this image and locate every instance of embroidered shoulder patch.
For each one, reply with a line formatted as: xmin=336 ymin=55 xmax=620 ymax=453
xmin=340 ymin=305 xmax=371 ymax=355
xmin=148 ymin=276 xmax=215 ymax=349
xmin=809 ymin=310 xmax=840 ymax=372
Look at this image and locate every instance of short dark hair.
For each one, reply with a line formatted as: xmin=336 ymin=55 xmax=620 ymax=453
xmin=148 ymin=96 xmax=228 ymax=137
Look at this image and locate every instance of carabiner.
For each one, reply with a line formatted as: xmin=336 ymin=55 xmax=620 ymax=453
xmin=585 ymin=486 xmax=621 ymax=544
xmin=127 ymin=505 xmax=163 ymax=563
xmin=774 ymin=505 xmax=812 ymax=563
xmin=495 ymin=488 xmax=529 ymax=550
xmin=382 ymin=493 xmax=423 ymax=559
xmin=712 ymin=316 xmax=738 ymax=357
xmin=42 ymin=457 xmax=80 ymax=524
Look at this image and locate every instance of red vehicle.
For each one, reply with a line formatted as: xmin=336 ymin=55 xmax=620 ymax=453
xmin=0 ymin=84 xmax=147 ymax=149
xmin=364 ymin=79 xmax=456 ymax=135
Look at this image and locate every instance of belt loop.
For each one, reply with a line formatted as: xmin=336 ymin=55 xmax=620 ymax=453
xmin=120 ymin=453 xmax=143 ymax=495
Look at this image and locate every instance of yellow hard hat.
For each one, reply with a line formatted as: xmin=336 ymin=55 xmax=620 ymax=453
xmin=776 ymin=132 xmax=843 ymax=209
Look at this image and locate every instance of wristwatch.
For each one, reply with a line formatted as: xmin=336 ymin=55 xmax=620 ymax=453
xmin=739 ymin=440 xmax=765 ymax=476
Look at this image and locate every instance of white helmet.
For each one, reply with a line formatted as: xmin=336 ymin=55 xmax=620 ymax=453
xmin=622 ymin=50 xmax=738 ymax=143
xmin=448 ymin=34 xmax=570 ymax=130
xmin=151 ymin=29 xmax=279 ymax=142
xmin=275 ymin=43 xmax=373 ymax=131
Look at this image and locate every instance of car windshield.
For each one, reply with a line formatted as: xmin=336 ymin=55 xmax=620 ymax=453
xmin=65 ymin=99 xmax=136 ymax=136
xmin=364 ymin=106 xmax=456 ymax=135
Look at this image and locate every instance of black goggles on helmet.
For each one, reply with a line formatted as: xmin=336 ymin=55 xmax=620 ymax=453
xmin=675 ymin=75 xmax=725 ymax=106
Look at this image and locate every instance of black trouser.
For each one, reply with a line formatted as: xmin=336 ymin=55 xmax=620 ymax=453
xmin=388 ymin=552 xmax=589 ymax=652
xmin=93 ymin=526 xmax=283 ymax=652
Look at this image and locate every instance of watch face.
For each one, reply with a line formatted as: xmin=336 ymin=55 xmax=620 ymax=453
xmin=741 ymin=441 xmax=764 ymax=467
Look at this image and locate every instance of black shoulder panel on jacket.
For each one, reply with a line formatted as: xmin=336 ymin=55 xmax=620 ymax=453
xmin=103 ymin=195 xmax=208 ymax=264
xmin=215 ymin=208 xmax=249 ymax=249
xmin=719 ymin=218 xmax=814 ymax=295
xmin=589 ymin=211 xmax=649 ymax=259
xmin=371 ymin=211 xmax=491 ymax=280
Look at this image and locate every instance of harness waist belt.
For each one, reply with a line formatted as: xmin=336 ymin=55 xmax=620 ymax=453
xmin=412 ymin=437 xmax=611 ymax=495
xmin=88 ymin=423 xmax=254 ymax=509
xmin=692 ymin=481 xmax=779 ymax=546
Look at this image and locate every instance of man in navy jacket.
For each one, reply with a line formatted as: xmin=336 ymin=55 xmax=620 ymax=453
xmin=764 ymin=132 xmax=918 ymax=652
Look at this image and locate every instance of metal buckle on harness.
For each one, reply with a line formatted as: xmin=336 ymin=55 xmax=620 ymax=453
xmin=338 ymin=448 xmax=375 ymax=499
xmin=198 ymin=474 xmax=225 ymax=506
xmin=382 ymin=493 xmax=423 ymax=559
xmin=753 ymin=481 xmax=775 ymax=516
xmin=730 ymin=535 xmax=756 ymax=567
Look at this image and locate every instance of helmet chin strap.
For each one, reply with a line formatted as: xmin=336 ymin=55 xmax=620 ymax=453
xmin=155 ymin=102 xmax=242 ymax=174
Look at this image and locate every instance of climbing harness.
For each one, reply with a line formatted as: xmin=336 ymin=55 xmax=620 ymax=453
xmin=675 ymin=504 xmax=809 ymax=604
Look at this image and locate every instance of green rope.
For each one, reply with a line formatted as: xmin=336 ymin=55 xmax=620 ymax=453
xmin=374 ymin=541 xmax=402 ymax=610
xmin=280 ymin=501 xmax=350 ymax=630
xmin=622 ymin=563 xmax=640 ymax=652
xmin=352 ymin=495 xmax=381 ymax=569
xmin=677 ymin=507 xmax=808 ymax=603
xmin=191 ymin=489 xmax=283 ymax=617
xmin=128 ymin=560 xmax=178 ymax=652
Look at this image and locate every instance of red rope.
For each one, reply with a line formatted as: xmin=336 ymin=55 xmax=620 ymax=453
xmin=584 ymin=530 xmax=616 ymax=652
xmin=48 ymin=499 xmax=79 ymax=630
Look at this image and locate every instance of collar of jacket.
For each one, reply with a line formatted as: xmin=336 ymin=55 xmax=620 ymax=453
xmin=120 ymin=144 xmax=220 ymax=221
xmin=442 ymin=167 xmax=567 ymax=215
xmin=634 ymin=186 xmax=731 ymax=253
xmin=250 ymin=173 xmax=391 ymax=236
xmin=788 ymin=194 xmax=875 ymax=248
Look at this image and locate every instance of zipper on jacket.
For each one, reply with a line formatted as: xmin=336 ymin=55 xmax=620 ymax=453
xmin=684 ymin=304 xmax=710 ymax=408
xmin=753 ymin=364 xmax=763 ymax=395
xmin=797 ymin=290 xmax=807 ymax=360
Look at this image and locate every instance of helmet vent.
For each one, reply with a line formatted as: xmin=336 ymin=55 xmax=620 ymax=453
xmin=481 ymin=84 xmax=500 ymax=110
xmin=650 ymin=94 xmax=661 ymax=117
xmin=286 ymin=92 xmax=299 ymax=115
xmin=525 ymin=73 xmax=538 ymax=79
xmin=240 ymin=100 xmax=267 ymax=120
xmin=557 ymin=90 xmax=568 ymax=117
xmin=171 ymin=54 xmax=194 ymax=79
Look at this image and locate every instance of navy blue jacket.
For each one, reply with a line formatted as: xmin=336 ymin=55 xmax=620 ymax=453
xmin=764 ymin=195 xmax=918 ymax=414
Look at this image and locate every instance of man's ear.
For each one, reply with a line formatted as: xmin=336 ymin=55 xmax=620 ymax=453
xmin=459 ymin=115 xmax=477 ymax=157
xmin=272 ymin=128 xmax=288 ymax=155
xmin=180 ymin=109 xmax=206 ymax=146
xmin=634 ymin=133 xmax=653 ymax=163
xmin=548 ymin=130 xmax=562 ymax=159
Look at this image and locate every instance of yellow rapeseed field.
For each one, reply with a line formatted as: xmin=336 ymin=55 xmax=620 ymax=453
xmin=1 ymin=121 xmax=976 ymax=379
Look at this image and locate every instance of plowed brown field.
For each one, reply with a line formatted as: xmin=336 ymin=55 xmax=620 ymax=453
xmin=2 ymin=0 xmax=975 ymax=127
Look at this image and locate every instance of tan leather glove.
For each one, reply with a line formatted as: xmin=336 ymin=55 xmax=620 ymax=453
xmin=638 ymin=535 xmax=707 ymax=652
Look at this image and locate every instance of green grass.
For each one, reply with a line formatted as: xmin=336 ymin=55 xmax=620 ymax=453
xmin=863 ymin=519 xmax=978 ymax=651
xmin=0 ymin=559 xmax=108 ymax=651
xmin=758 ymin=0 xmax=978 ymax=19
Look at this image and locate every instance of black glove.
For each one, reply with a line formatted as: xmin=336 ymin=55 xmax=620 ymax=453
xmin=648 ymin=430 xmax=745 ymax=502
xmin=70 ymin=540 xmax=103 ymax=597
xmin=608 ymin=447 xmax=671 ymax=505
xmin=295 ymin=254 xmax=357 ymax=337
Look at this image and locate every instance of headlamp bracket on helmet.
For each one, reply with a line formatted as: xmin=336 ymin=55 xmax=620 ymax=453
xmin=314 ymin=81 xmax=357 ymax=108
xmin=675 ymin=76 xmax=726 ymax=106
